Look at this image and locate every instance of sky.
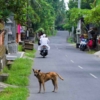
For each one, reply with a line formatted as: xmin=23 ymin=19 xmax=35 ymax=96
xmin=64 ymin=0 xmax=69 ymax=10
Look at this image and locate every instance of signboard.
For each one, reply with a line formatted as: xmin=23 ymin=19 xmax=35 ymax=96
xmin=76 ymin=28 xmax=81 ymax=34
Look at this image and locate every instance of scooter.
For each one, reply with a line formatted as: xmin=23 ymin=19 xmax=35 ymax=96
xmin=40 ymin=45 xmax=48 ymax=58
xmin=79 ymin=38 xmax=87 ymax=51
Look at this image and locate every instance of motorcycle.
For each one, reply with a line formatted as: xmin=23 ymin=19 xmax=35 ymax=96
xmin=40 ymin=45 xmax=48 ymax=58
xmin=79 ymin=38 xmax=87 ymax=51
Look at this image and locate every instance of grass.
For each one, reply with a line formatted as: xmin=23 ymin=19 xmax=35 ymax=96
xmin=18 ymin=44 xmax=23 ymax=51
xmin=86 ymin=50 xmax=96 ymax=54
xmin=18 ymin=44 xmax=36 ymax=58
xmin=4 ymin=58 xmax=33 ymax=86
xmin=0 ymin=87 xmax=28 ymax=100
xmin=67 ymin=37 xmax=74 ymax=43
xmin=0 ymin=48 xmax=36 ymax=100
xmin=25 ymin=49 xmax=36 ymax=58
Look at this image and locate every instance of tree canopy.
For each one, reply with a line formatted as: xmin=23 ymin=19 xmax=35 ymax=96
xmin=63 ymin=0 xmax=95 ymax=31
xmin=84 ymin=5 xmax=100 ymax=26
xmin=0 ymin=0 xmax=67 ymax=35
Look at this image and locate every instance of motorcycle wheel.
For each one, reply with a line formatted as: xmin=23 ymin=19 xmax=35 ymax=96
xmin=43 ymin=56 xmax=45 ymax=58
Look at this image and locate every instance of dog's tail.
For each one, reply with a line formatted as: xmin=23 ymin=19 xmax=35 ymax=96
xmin=56 ymin=73 xmax=64 ymax=80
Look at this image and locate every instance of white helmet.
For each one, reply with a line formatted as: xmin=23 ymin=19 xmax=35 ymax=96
xmin=43 ymin=34 xmax=46 ymax=37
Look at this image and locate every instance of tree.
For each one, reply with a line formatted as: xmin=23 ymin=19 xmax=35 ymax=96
xmin=68 ymin=0 xmax=78 ymax=9
xmin=0 ymin=0 xmax=39 ymax=25
xmin=84 ymin=5 xmax=100 ymax=26
xmin=0 ymin=0 xmax=67 ymax=35
xmin=68 ymin=0 xmax=94 ymax=9
xmin=46 ymin=0 xmax=66 ymax=29
xmin=63 ymin=0 xmax=94 ymax=31
xmin=81 ymin=0 xmax=94 ymax=9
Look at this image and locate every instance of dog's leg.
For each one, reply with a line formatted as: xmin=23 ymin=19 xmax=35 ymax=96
xmin=42 ymin=82 xmax=45 ymax=93
xmin=38 ymin=82 xmax=41 ymax=93
xmin=55 ymin=80 xmax=58 ymax=91
xmin=52 ymin=80 xmax=56 ymax=92
xmin=52 ymin=78 xmax=58 ymax=92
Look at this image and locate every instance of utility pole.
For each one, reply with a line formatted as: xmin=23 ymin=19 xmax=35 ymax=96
xmin=78 ymin=0 xmax=81 ymax=8
xmin=76 ymin=0 xmax=81 ymax=48
xmin=71 ymin=0 xmax=77 ymax=42
xmin=26 ymin=0 xmax=29 ymax=39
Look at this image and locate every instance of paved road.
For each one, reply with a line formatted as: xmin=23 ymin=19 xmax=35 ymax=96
xmin=28 ymin=31 xmax=100 ymax=100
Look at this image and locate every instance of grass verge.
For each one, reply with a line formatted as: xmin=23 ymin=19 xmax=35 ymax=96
xmin=0 ymin=87 xmax=28 ymax=100
xmin=67 ymin=37 xmax=74 ymax=43
xmin=18 ymin=44 xmax=36 ymax=58
xmin=4 ymin=58 xmax=33 ymax=86
xmin=0 ymin=49 xmax=36 ymax=100
xmin=25 ymin=49 xmax=36 ymax=58
xmin=86 ymin=50 xmax=96 ymax=54
xmin=18 ymin=44 xmax=23 ymax=51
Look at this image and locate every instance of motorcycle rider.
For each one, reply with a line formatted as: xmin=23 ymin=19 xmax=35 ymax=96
xmin=38 ymin=34 xmax=50 ymax=52
xmin=37 ymin=31 xmax=44 ymax=45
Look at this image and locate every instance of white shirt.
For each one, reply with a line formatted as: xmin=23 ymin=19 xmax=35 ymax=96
xmin=40 ymin=37 xmax=49 ymax=45
xmin=38 ymin=37 xmax=50 ymax=50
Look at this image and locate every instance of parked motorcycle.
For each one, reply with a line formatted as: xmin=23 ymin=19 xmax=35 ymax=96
xmin=79 ymin=38 xmax=87 ymax=51
xmin=40 ymin=45 xmax=48 ymax=58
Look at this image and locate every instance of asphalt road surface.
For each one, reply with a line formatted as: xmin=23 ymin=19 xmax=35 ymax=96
xmin=28 ymin=31 xmax=100 ymax=100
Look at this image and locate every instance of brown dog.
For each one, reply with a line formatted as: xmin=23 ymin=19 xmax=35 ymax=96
xmin=33 ymin=69 xmax=64 ymax=93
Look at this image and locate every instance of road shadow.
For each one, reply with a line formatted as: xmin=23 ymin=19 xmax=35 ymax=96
xmin=35 ymin=56 xmax=49 ymax=59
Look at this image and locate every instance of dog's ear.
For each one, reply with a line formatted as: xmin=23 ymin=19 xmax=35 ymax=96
xmin=38 ymin=70 xmax=41 ymax=72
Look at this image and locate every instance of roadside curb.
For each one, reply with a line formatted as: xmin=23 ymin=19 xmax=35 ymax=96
xmin=94 ymin=51 xmax=100 ymax=57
